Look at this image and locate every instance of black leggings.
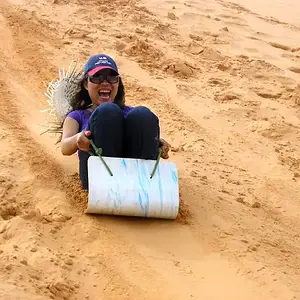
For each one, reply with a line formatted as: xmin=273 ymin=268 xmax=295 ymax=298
xmin=78 ymin=102 xmax=160 ymax=190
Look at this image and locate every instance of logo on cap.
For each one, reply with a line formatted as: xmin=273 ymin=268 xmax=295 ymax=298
xmin=95 ymin=56 xmax=112 ymax=66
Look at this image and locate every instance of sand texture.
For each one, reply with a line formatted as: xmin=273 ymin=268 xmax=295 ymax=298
xmin=1 ymin=0 xmax=300 ymax=299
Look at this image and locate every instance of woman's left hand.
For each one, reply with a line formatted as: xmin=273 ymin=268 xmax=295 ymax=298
xmin=160 ymin=138 xmax=171 ymax=159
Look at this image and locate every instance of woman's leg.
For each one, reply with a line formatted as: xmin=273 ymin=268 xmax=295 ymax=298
xmin=124 ymin=106 xmax=160 ymax=160
xmin=79 ymin=102 xmax=124 ymax=190
xmin=88 ymin=103 xmax=124 ymax=156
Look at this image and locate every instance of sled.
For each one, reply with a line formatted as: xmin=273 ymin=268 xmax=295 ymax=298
xmin=85 ymin=142 xmax=179 ymax=219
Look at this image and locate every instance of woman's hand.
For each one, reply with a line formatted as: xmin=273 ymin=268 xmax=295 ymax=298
xmin=76 ymin=130 xmax=92 ymax=152
xmin=160 ymin=138 xmax=171 ymax=159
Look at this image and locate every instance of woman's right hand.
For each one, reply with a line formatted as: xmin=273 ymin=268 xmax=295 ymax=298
xmin=76 ymin=130 xmax=92 ymax=152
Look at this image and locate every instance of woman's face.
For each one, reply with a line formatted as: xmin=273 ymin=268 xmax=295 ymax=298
xmin=85 ymin=68 xmax=119 ymax=106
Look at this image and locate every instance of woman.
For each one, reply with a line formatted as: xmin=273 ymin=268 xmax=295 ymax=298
xmin=61 ymin=53 xmax=170 ymax=190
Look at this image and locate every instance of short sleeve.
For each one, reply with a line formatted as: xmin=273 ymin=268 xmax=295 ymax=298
xmin=67 ymin=110 xmax=82 ymax=125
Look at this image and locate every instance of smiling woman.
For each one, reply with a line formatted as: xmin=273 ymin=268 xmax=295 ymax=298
xmin=60 ymin=54 xmax=170 ymax=190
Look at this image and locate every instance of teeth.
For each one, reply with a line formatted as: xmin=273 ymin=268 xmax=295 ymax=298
xmin=99 ymin=90 xmax=110 ymax=93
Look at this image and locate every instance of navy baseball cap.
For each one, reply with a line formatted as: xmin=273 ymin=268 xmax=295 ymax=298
xmin=84 ymin=54 xmax=119 ymax=76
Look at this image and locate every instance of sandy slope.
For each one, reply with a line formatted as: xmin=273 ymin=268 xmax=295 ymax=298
xmin=0 ymin=0 xmax=300 ymax=299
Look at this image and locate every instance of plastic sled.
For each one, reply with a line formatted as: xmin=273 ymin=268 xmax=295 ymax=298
xmin=85 ymin=143 xmax=179 ymax=219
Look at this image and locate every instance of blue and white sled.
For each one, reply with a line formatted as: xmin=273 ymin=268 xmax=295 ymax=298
xmin=86 ymin=150 xmax=179 ymax=219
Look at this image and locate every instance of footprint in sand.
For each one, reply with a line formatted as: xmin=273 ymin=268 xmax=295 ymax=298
xmin=0 ymin=220 xmax=10 ymax=234
xmin=152 ymin=23 xmax=180 ymax=40
xmin=288 ymin=66 xmax=300 ymax=74
xmin=207 ymin=77 xmax=231 ymax=87
xmin=165 ymin=0 xmax=178 ymax=4
xmin=184 ymin=0 xmax=199 ymax=5
xmin=214 ymin=91 xmax=240 ymax=103
xmin=217 ymin=14 xmax=243 ymax=21
xmin=136 ymin=6 xmax=155 ymax=16
xmin=269 ymin=42 xmax=291 ymax=51
xmin=291 ymin=85 xmax=300 ymax=105
xmin=202 ymin=8 xmax=215 ymax=13
xmin=216 ymin=14 xmax=249 ymax=28
xmin=176 ymin=83 xmax=198 ymax=94
xmin=199 ymin=47 xmax=226 ymax=61
xmin=254 ymin=90 xmax=282 ymax=100
xmin=115 ymin=35 xmax=165 ymax=72
xmin=260 ymin=122 xmax=293 ymax=141
xmin=180 ymin=12 xmax=203 ymax=20
xmin=0 ymin=206 xmax=20 ymax=221
xmin=219 ymin=1 xmax=251 ymax=14
xmin=0 ymin=177 xmax=14 ymax=199
xmin=167 ymin=12 xmax=178 ymax=20
xmin=163 ymin=60 xmax=197 ymax=79
xmin=47 ymin=281 xmax=76 ymax=299
xmin=267 ymin=42 xmax=300 ymax=55
xmin=245 ymin=48 xmax=259 ymax=53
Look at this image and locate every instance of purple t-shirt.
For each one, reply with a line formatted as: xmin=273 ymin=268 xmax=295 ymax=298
xmin=67 ymin=105 xmax=133 ymax=131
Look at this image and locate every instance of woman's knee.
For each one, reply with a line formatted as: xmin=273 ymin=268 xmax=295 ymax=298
xmin=88 ymin=102 xmax=124 ymax=157
xmin=91 ymin=102 xmax=123 ymax=119
xmin=89 ymin=103 xmax=124 ymax=130
xmin=124 ymin=106 xmax=160 ymax=159
xmin=126 ymin=106 xmax=158 ymax=124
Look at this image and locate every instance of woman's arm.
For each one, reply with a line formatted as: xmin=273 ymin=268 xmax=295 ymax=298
xmin=61 ymin=117 xmax=81 ymax=156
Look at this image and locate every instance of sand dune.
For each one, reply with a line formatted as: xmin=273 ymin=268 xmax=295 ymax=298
xmin=1 ymin=0 xmax=300 ymax=299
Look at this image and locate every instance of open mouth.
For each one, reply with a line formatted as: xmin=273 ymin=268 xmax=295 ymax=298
xmin=98 ymin=89 xmax=111 ymax=100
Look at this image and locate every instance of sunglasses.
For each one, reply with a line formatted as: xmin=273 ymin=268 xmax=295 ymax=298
xmin=88 ymin=74 xmax=119 ymax=84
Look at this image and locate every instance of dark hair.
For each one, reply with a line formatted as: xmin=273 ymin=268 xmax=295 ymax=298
xmin=70 ymin=75 xmax=125 ymax=111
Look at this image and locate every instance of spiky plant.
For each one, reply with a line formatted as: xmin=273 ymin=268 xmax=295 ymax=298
xmin=40 ymin=62 xmax=84 ymax=141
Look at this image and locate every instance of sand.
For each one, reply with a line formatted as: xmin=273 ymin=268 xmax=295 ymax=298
xmin=0 ymin=0 xmax=300 ymax=298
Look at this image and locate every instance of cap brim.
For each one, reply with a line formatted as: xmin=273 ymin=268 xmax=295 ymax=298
xmin=87 ymin=66 xmax=119 ymax=76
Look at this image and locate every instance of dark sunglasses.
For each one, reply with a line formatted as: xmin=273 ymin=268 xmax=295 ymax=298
xmin=88 ymin=74 xmax=119 ymax=84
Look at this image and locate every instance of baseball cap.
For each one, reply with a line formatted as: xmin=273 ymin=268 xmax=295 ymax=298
xmin=84 ymin=54 xmax=119 ymax=76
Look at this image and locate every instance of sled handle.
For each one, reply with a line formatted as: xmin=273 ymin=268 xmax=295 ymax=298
xmin=89 ymin=139 xmax=113 ymax=176
xmin=89 ymin=138 xmax=161 ymax=178
xmin=150 ymin=148 xmax=162 ymax=179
